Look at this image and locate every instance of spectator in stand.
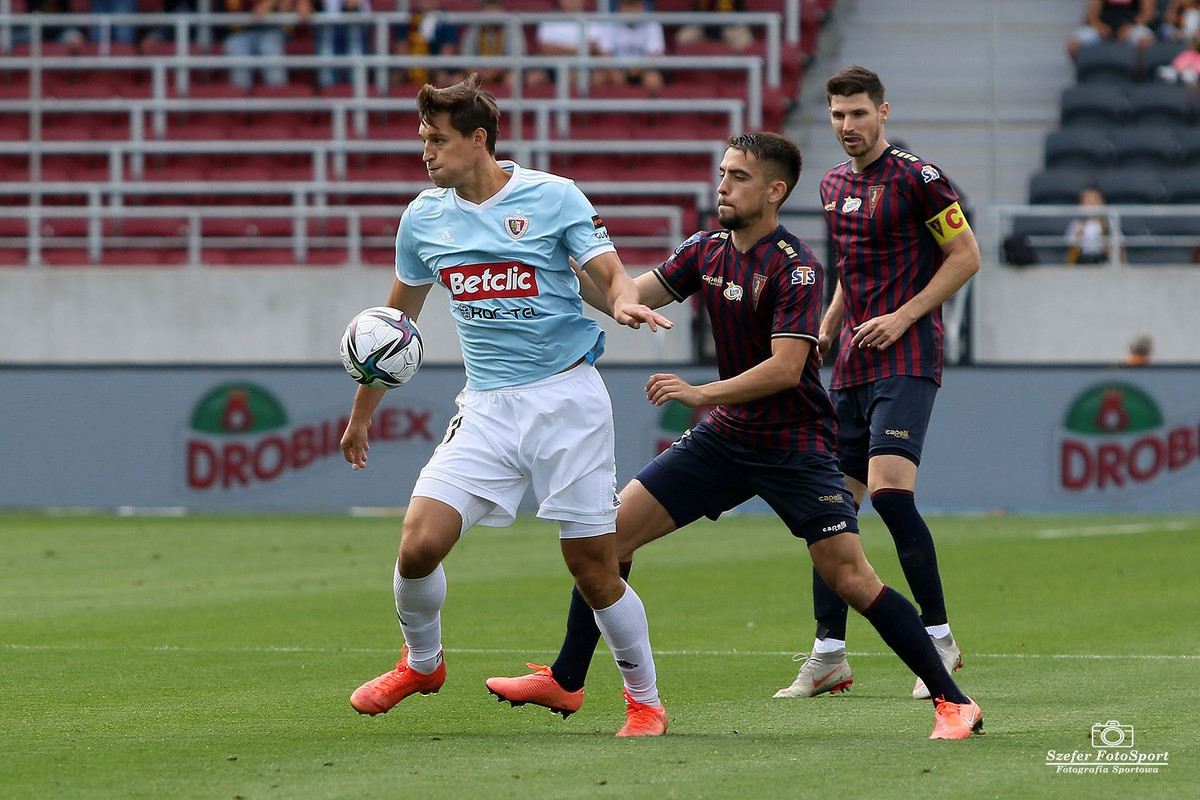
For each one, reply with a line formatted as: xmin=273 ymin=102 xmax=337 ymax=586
xmin=526 ymin=0 xmax=606 ymax=90
xmin=90 ymin=0 xmax=138 ymax=47
xmin=1066 ymin=0 xmax=1156 ymax=64
xmin=1065 ymin=186 xmax=1123 ymax=265
xmin=22 ymin=0 xmax=86 ymax=53
xmin=1158 ymin=31 xmax=1200 ymax=84
xmin=460 ymin=0 xmax=518 ymax=87
xmin=593 ymin=0 xmax=666 ymax=96
xmin=1161 ymin=0 xmax=1200 ymax=39
xmin=392 ymin=0 xmax=461 ymax=88
xmin=219 ymin=0 xmax=311 ymax=92
xmin=316 ymin=0 xmax=370 ymax=89
xmin=673 ymin=0 xmax=752 ymax=53
xmin=1125 ymin=332 xmax=1154 ymax=365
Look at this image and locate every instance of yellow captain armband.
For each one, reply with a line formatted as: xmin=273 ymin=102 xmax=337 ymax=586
xmin=924 ymin=201 xmax=970 ymax=244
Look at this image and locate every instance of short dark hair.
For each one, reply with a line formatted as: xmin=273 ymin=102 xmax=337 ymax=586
xmin=726 ymin=131 xmax=802 ymax=203
xmin=826 ymin=64 xmax=885 ymax=108
xmin=416 ymin=73 xmax=500 ymax=154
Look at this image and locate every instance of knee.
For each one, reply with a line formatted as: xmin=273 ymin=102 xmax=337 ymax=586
xmin=569 ymin=555 xmax=623 ymax=609
xmin=819 ymin=561 xmax=882 ymax=612
xmin=398 ymin=518 xmax=450 ymax=577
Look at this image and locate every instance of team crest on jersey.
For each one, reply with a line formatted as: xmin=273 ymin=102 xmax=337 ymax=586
xmin=723 ymin=282 xmax=744 ymax=301
xmin=921 ymin=165 xmax=941 ymax=184
xmin=869 ymin=185 xmax=885 ymax=218
xmin=504 ymin=215 xmax=529 ymax=239
xmin=841 ymin=196 xmax=862 ymax=213
xmin=751 ymin=273 xmax=767 ymax=309
xmin=790 ymin=265 xmax=815 ymax=286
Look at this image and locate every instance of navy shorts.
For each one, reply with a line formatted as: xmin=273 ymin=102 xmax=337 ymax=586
xmin=634 ymin=421 xmax=858 ymax=546
xmin=831 ymin=376 xmax=939 ymax=485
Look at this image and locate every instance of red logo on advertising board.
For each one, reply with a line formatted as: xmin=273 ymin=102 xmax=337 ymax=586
xmin=1059 ymin=382 xmax=1199 ymax=491
xmin=442 ymin=262 xmax=538 ymax=302
xmin=185 ymin=383 xmax=433 ymax=490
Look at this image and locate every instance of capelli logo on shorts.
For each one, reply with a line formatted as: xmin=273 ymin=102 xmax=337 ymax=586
xmin=817 ymin=494 xmax=845 ymax=503
xmin=821 ymin=520 xmax=848 ymax=533
xmin=885 ymin=429 xmax=911 ymax=439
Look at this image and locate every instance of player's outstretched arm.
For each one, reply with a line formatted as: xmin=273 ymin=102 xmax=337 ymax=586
xmin=341 ymin=279 xmax=433 ymax=469
xmin=577 ymin=252 xmax=673 ymax=331
xmin=646 ymin=337 xmax=812 ymax=408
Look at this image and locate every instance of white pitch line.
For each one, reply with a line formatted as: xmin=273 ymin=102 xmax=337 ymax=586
xmin=3 ymin=643 xmax=1198 ymax=660
xmin=1036 ymin=521 xmax=1195 ymax=539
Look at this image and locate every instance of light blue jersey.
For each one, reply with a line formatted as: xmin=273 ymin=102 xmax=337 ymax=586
xmin=395 ymin=161 xmax=617 ymax=390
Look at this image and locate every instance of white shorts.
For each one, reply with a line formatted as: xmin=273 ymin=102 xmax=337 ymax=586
xmin=412 ymin=362 xmax=620 ymax=539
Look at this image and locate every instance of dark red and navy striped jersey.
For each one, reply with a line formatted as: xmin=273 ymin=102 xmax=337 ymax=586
xmin=821 ymin=146 xmax=966 ymax=389
xmin=653 ymin=226 xmax=838 ymax=452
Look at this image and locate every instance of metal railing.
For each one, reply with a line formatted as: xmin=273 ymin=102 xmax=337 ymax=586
xmin=0 ymin=9 xmax=787 ymax=87
xmin=994 ymin=204 xmax=1200 ymax=267
xmin=0 ymin=180 xmax=703 ymax=267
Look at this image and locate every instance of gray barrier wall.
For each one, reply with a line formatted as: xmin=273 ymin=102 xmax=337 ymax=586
xmin=973 ymin=266 xmax=1200 ymax=364
xmin=0 ymin=268 xmax=694 ymax=365
xmin=1 ymin=365 xmax=1196 ymax=514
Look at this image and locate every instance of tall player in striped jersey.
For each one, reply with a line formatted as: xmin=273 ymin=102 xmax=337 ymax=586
xmin=775 ymin=65 xmax=981 ymax=703
xmin=486 ymin=132 xmax=983 ymax=740
xmin=340 ymin=74 xmax=674 ymax=737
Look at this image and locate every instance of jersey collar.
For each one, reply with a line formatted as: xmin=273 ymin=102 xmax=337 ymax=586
xmin=452 ymin=160 xmax=520 ymax=213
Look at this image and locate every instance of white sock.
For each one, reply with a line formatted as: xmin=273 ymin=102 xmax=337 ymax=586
xmin=813 ymin=637 xmax=846 ymax=654
xmin=593 ymin=582 xmax=659 ymax=706
xmin=925 ymin=624 xmax=952 ymax=640
xmin=394 ymin=562 xmax=446 ymax=674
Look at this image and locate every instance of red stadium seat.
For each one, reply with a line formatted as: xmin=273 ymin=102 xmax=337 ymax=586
xmin=0 ymin=248 xmax=28 ymax=267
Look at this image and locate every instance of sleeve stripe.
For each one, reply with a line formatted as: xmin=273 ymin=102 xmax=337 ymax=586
xmin=772 ymin=333 xmax=819 ymax=344
xmin=653 ymin=269 xmax=686 ymax=302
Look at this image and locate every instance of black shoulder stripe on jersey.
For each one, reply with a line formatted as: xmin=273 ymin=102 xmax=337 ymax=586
xmin=652 ymin=268 xmax=685 ymax=303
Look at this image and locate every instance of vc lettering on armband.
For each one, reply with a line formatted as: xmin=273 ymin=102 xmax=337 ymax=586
xmin=924 ymin=201 xmax=968 ymax=244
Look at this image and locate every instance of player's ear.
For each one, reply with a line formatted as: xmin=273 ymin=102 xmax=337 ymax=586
xmin=768 ymin=178 xmax=788 ymax=206
xmin=879 ymin=101 xmax=889 ymax=124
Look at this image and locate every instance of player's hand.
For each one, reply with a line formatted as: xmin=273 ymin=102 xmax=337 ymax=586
xmin=645 ymin=373 xmax=703 ymax=407
xmin=614 ymin=303 xmax=673 ymax=333
xmin=816 ymin=331 xmax=834 ymax=367
xmin=341 ymin=424 xmax=371 ymax=470
xmin=851 ymin=311 xmax=910 ymax=351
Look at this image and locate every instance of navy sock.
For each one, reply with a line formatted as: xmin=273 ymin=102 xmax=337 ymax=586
xmin=863 ymin=586 xmax=967 ymax=704
xmin=551 ymin=561 xmax=632 ymax=692
xmin=872 ymin=489 xmax=948 ymax=627
xmin=813 ymin=566 xmax=848 ymax=641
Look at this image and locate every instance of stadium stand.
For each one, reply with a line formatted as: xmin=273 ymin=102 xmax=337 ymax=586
xmin=0 ymin=2 xmax=832 ymax=268
xmin=1017 ymin=12 xmax=1200 ymax=267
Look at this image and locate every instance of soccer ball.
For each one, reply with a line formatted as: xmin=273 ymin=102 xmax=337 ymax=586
xmin=340 ymin=306 xmax=424 ymax=389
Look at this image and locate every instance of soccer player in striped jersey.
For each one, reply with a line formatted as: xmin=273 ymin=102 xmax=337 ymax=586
xmin=776 ymin=65 xmax=981 ymax=703
xmin=486 ymin=132 xmax=983 ymax=740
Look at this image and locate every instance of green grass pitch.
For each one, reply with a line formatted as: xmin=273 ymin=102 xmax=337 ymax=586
xmin=2 ymin=512 xmax=1197 ymax=799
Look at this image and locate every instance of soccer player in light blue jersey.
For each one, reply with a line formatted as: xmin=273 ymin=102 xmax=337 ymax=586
xmin=340 ymin=73 xmax=674 ymax=737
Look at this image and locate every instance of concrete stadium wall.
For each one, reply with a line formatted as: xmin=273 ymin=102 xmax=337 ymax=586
xmin=973 ymin=266 xmax=1200 ymax=364
xmin=0 ymin=268 xmax=694 ymax=365
xmin=2 ymin=365 xmax=1197 ymax=514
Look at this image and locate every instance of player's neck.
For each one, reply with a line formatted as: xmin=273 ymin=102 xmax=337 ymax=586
xmin=730 ymin=215 xmax=778 ymax=253
xmin=454 ymin=159 xmax=512 ymax=205
xmin=851 ymin=137 xmax=890 ymax=173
